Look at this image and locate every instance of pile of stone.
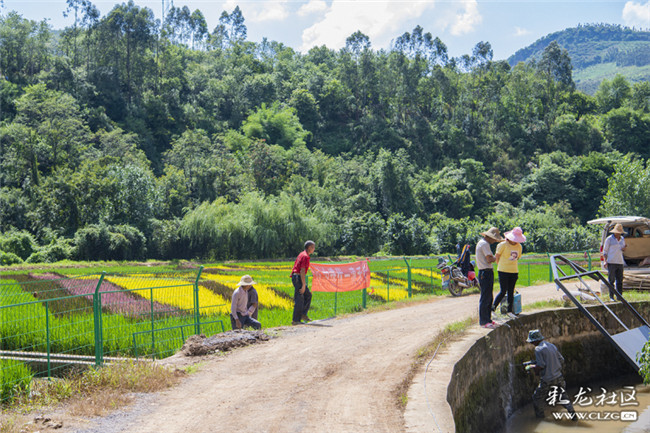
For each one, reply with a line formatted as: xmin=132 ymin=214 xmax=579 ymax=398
xmin=180 ymin=331 xmax=271 ymax=356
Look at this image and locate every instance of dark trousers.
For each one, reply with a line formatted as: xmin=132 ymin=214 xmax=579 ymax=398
xmin=478 ymin=269 xmax=494 ymax=325
xmin=607 ymin=263 xmax=624 ymax=299
xmin=533 ymin=376 xmax=574 ymax=418
xmin=494 ymin=271 xmax=518 ymax=313
xmin=230 ymin=312 xmax=261 ymax=330
xmin=292 ymin=274 xmax=312 ymax=322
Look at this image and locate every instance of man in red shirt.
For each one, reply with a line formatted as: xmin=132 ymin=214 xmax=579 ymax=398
xmin=291 ymin=240 xmax=315 ymax=325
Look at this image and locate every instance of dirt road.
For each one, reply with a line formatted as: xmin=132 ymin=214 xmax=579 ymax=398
xmin=72 ymin=283 xmax=567 ymax=433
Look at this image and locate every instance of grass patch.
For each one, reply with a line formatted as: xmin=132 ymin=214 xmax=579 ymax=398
xmin=0 ymin=414 xmax=20 ymax=433
xmin=394 ymin=316 xmax=476 ymax=409
xmin=1 ymin=360 xmax=184 ymax=423
xmin=522 ymin=299 xmax=566 ymax=311
xmin=611 ymin=291 xmax=650 ymax=302
xmin=521 ymin=291 xmax=650 ymax=312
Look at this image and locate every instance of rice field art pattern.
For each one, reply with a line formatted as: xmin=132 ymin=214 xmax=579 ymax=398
xmin=1 ymin=261 xmax=446 ymax=402
xmin=0 ymin=261 xmax=447 ymax=404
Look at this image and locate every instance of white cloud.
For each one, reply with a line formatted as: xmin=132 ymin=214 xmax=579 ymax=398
xmin=300 ymin=0 xmax=436 ymax=51
xmin=224 ymin=0 xmax=290 ymax=23
xmin=449 ymin=0 xmax=482 ymax=36
xmin=298 ymin=0 xmax=328 ymax=17
xmin=623 ymin=1 xmax=650 ymax=28
xmin=514 ymin=26 xmax=530 ymax=37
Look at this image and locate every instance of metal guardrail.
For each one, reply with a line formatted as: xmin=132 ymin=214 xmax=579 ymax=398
xmin=550 ymin=254 xmax=650 ymax=371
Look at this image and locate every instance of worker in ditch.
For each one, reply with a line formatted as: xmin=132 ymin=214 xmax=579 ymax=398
xmin=526 ymin=329 xmax=577 ymax=420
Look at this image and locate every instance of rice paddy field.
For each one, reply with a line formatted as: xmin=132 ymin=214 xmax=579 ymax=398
xmin=0 ymin=252 xmax=594 ymax=404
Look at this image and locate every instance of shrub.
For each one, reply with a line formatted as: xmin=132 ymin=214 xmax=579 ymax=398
xmin=338 ymin=213 xmax=386 ymax=256
xmin=0 ymin=230 xmax=38 ymax=260
xmin=74 ymin=224 xmax=146 ymax=261
xmin=26 ymin=237 xmax=74 ymax=263
xmin=180 ymin=192 xmax=335 ymax=259
xmin=146 ymin=218 xmax=189 ymax=260
xmin=385 ymin=214 xmax=433 ymax=255
xmin=111 ymin=225 xmax=147 ymax=260
xmin=0 ymin=251 xmax=23 ymax=266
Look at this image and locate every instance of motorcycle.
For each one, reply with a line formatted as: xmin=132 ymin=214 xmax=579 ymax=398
xmin=437 ymin=257 xmax=478 ymax=296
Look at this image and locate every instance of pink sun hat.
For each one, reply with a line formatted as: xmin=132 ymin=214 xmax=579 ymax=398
xmin=505 ymin=227 xmax=526 ymax=243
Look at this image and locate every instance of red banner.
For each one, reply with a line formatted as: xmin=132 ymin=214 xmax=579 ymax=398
xmin=310 ymin=260 xmax=371 ymax=292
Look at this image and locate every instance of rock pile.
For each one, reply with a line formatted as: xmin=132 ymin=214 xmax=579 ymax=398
xmin=181 ymin=331 xmax=271 ymax=356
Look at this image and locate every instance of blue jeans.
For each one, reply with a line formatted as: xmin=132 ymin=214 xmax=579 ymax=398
xmin=478 ymin=269 xmax=494 ymax=325
xmin=230 ymin=312 xmax=261 ymax=330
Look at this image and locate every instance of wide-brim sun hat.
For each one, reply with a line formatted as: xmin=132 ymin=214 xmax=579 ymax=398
xmin=237 ymin=275 xmax=257 ymax=286
xmin=505 ymin=226 xmax=526 ymax=243
xmin=527 ymin=329 xmax=544 ymax=343
xmin=610 ymin=223 xmax=625 ymax=234
xmin=480 ymin=227 xmax=504 ymax=242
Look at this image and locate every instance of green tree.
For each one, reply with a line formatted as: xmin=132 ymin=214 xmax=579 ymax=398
xmin=600 ymin=156 xmax=650 ymax=217
xmin=598 ymin=156 xmax=650 ymax=216
xmin=242 ymin=102 xmax=309 ymax=149
xmin=596 ymin=74 xmax=631 ymax=113
xmin=0 ymin=12 xmax=51 ymax=83
xmin=549 ymin=114 xmax=603 ymax=154
xmin=602 ymin=107 xmax=650 ymax=157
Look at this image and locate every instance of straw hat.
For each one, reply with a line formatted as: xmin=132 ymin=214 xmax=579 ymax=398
xmin=610 ymin=223 xmax=625 ymax=235
xmin=526 ymin=329 xmax=544 ymax=343
xmin=480 ymin=227 xmax=504 ymax=242
xmin=237 ymin=275 xmax=257 ymax=286
xmin=505 ymin=227 xmax=526 ymax=243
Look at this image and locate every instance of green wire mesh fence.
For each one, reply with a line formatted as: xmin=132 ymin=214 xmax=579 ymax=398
xmin=0 ymin=268 xmax=228 ymax=404
xmin=0 ymin=250 xmax=595 ymax=404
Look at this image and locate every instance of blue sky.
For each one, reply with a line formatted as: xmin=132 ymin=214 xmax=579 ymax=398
xmin=2 ymin=0 xmax=649 ymax=60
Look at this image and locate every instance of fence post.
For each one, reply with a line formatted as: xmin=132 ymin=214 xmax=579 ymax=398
xmin=587 ymin=251 xmax=592 ymax=271
xmin=194 ymin=266 xmax=204 ymax=335
xmin=334 ymin=291 xmax=338 ymax=316
xmin=547 ymin=253 xmax=552 ymax=282
xmin=45 ymin=302 xmax=51 ymax=378
xmin=387 ymin=271 xmax=390 ymax=302
xmin=93 ymin=272 xmax=106 ymax=366
xmin=150 ymin=286 xmax=155 ymax=358
xmin=362 ymin=288 xmax=367 ymax=309
xmin=403 ymin=257 xmax=412 ymax=298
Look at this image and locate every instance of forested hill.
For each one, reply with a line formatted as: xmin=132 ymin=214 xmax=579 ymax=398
xmin=0 ymin=6 xmax=650 ymax=264
xmin=508 ymin=24 xmax=650 ymax=93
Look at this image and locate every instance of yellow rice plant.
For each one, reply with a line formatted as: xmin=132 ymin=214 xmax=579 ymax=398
xmin=103 ymin=276 xmax=230 ymax=315
xmin=201 ymin=273 xmax=293 ymax=310
xmin=206 ymin=264 xmax=287 ymax=271
xmin=368 ymin=277 xmax=409 ymax=301
xmin=411 ymin=268 xmax=442 ymax=280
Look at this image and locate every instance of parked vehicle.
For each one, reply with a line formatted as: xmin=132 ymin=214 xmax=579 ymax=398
xmin=437 ymin=257 xmax=478 ymax=296
xmin=587 ymin=216 xmax=650 ymax=292
xmin=587 ymin=216 xmax=650 ymax=269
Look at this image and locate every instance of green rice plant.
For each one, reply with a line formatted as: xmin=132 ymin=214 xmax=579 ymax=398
xmin=1 ymin=360 xmax=34 ymax=403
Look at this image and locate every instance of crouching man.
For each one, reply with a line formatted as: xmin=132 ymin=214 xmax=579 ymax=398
xmin=231 ymin=275 xmax=262 ymax=330
xmin=526 ymin=329 xmax=576 ymax=420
